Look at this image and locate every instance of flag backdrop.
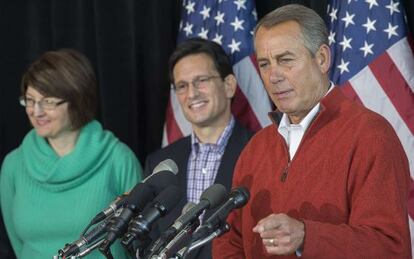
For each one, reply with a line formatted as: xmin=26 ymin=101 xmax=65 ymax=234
xmin=162 ymin=0 xmax=272 ymax=146
xmin=327 ymin=0 xmax=414 ymax=248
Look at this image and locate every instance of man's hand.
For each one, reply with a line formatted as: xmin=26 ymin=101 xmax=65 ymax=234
xmin=252 ymin=213 xmax=305 ymax=255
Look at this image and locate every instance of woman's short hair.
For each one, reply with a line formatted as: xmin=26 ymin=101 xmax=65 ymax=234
xmin=21 ymin=49 xmax=97 ymax=130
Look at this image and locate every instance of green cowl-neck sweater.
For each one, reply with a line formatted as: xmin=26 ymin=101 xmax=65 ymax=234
xmin=0 ymin=120 xmax=142 ymax=258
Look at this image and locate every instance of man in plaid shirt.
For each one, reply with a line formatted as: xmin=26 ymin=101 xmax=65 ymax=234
xmin=143 ymin=38 xmax=254 ymax=259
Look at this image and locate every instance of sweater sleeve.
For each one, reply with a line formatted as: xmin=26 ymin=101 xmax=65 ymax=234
xmin=111 ymin=142 xmax=143 ymax=194
xmin=0 ymin=151 xmax=23 ymax=257
xmin=302 ymin=120 xmax=411 ymax=258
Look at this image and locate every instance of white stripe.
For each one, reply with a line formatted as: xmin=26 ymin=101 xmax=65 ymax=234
xmin=233 ymin=56 xmax=272 ymax=127
xmin=349 ymin=66 xmax=414 ymax=177
xmin=162 ymin=124 xmax=168 ymax=147
xmin=170 ymin=88 xmax=192 ymax=136
xmin=387 ymin=38 xmax=414 ymax=93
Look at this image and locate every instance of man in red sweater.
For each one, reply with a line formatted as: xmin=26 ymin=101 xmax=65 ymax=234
xmin=212 ymin=4 xmax=411 ymax=258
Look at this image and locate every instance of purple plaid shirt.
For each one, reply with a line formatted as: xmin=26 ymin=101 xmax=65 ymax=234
xmin=187 ymin=116 xmax=235 ymax=204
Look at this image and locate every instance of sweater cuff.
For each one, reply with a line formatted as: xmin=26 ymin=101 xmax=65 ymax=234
xmin=300 ymin=219 xmax=322 ymax=258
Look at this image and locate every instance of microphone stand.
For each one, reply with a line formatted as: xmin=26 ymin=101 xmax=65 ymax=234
xmin=146 ymin=220 xmax=199 ymax=259
xmin=122 ymin=234 xmax=153 ymax=258
xmin=174 ymin=223 xmax=230 ymax=259
xmin=58 ymin=218 xmax=111 ymax=258
xmin=77 ymin=239 xmax=105 ymax=257
xmin=98 ymin=240 xmax=115 ymax=259
xmin=58 ymin=237 xmax=109 ymax=258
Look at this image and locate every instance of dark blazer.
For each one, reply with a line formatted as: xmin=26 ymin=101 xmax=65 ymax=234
xmin=142 ymin=121 xmax=254 ymax=259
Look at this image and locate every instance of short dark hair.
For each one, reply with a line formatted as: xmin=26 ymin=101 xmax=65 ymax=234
xmin=21 ymin=49 xmax=97 ymax=130
xmin=168 ymin=38 xmax=233 ymax=83
xmin=254 ymin=4 xmax=328 ymax=56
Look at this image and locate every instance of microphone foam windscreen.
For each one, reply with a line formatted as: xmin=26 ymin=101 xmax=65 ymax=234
xmin=200 ymin=184 xmax=227 ymax=209
xmin=126 ymin=183 xmax=155 ymax=210
xmin=153 ymin=159 xmax=179 ymax=175
xmin=231 ymin=187 xmax=250 ymax=208
xmin=145 ymin=171 xmax=178 ymax=193
xmin=154 ymin=185 xmax=182 ymax=212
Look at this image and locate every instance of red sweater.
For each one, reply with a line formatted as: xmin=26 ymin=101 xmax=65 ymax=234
xmin=212 ymin=88 xmax=411 ymax=258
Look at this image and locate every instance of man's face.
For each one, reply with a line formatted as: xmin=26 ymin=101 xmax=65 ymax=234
xmin=255 ymin=20 xmax=330 ymax=124
xmin=173 ymin=53 xmax=236 ymax=130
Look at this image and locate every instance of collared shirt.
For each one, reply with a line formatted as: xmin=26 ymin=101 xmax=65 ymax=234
xmin=278 ymin=83 xmax=334 ymax=160
xmin=187 ymin=116 xmax=235 ymax=204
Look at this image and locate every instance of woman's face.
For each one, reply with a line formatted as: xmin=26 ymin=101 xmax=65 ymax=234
xmin=24 ymin=86 xmax=73 ymax=140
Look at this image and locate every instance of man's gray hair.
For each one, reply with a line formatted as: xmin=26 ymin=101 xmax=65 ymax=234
xmin=254 ymin=4 xmax=329 ymax=56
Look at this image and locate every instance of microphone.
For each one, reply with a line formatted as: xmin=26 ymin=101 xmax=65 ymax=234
xmin=144 ymin=202 xmax=195 ymax=257
xmin=122 ymin=185 xmax=182 ymax=247
xmin=168 ymin=184 xmax=226 ymax=235
xmin=192 ymin=186 xmax=250 ymax=241
xmin=89 ymin=159 xmax=178 ymax=226
xmin=147 ymin=184 xmax=227 ymax=257
xmin=99 ymin=161 xmax=179 ymax=252
xmin=181 ymin=202 xmax=196 ymax=215
xmin=143 ymin=159 xmax=178 ymax=183
xmin=98 ymin=183 xmax=153 ymax=253
xmin=90 ymin=194 xmax=127 ymax=225
xmin=167 ymin=187 xmax=249 ymax=259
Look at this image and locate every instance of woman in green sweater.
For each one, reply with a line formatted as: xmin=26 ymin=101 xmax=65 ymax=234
xmin=0 ymin=49 xmax=142 ymax=258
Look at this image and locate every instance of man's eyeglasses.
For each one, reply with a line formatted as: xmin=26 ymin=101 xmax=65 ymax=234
xmin=172 ymin=75 xmax=221 ymax=95
xmin=19 ymin=96 xmax=67 ymax=110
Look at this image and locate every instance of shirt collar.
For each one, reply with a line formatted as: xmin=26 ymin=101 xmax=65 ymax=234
xmin=190 ymin=116 xmax=235 ymax=157
xmin=278 ymin=82 xmax=334 ymax=135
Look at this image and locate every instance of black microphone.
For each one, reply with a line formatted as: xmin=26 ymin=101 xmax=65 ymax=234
xmin=192 ymin=186 xmax=250 ymax=241
xmin=143 ymin=201 xmax=195 ymax=257
xmin=89 ymin=159 xmax=178 ymax=226
xmin=122 ymin=185 xmax=182 ymax=247
xmin=181 ymin=202 xmax=197 ymax=215
xmin=168 ymin=184 xmax=226 ymax=234
xmin=99 ymin=160 xmax=179 ymax=252
xmin=147 ymin=184 xmax=227 ymax=256
xmin=98 ymin=183 xmax=153 ymax=253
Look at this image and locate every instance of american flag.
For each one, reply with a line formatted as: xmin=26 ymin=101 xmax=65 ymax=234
xmin=162 ymin=0 xmax=272 ymax=145
xmin=327 ymin=0 xmax=414 ymax=248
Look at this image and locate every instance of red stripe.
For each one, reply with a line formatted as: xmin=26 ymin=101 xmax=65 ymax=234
xmin=340 ymin=81 xmax=362 ymax=103
xmin=232 ymin=86 xmax=262 ymax=132
xmin=249 ymin=54 xmax=260 ymax=74
xmin=249 ymin=54 xmax=275 ymax=111
xmin=369 ymin=52 xmax=414 ymax=135
xmin=165 ymin=99 xmax=183 ymax=143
